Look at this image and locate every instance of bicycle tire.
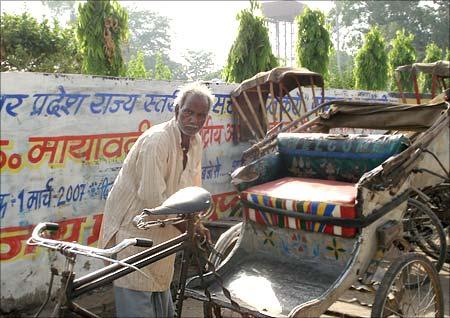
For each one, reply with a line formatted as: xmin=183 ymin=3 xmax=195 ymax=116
xmin=208 ymin=222 xmax=242 ymax=268
xmin=403 ymin=198 xmax=446 ymax=272
xmin=423 ymin=183 xmax=450 ymax=227
xmin=371 ymin=253 xmax=444 ymax=318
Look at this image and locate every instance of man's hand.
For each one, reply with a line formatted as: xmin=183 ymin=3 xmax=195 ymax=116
xmin=194 ymin=220 xmax=212 ymax=244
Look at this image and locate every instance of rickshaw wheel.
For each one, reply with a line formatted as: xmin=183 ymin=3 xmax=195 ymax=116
xmin=423 ymin=183 xmax=450 ymax=227
xmin=371 ymin=253 xmax=443 ymax=318
xmin=403 ymin=198 xmax=447 ymax=272
xmin=422 ymin=183 xmax=450 ymax=263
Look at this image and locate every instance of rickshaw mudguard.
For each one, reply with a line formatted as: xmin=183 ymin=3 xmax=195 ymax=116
xmin=186 ymin=181 xmax=411 ymax=317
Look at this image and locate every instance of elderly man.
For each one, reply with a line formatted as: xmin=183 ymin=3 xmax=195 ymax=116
xmin=99 ymin=82 xmax=214 ymax=317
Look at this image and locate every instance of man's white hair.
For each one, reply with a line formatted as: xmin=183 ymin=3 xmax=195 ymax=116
xmin=174 ymin=82 xmax=215 ymax=109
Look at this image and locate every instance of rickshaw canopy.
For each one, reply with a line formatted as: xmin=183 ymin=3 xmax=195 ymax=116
xmin=395 ymin=60 xmax=450 ymax=78
xmin=230 ymin=67 xmax=324 ymax=142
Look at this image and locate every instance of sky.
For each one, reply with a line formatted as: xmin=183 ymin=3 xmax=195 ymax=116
xmin=0 ymin=1 xmax=334 ymax=69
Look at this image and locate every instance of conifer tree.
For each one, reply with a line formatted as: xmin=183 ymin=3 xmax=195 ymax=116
xmin=354 ymin=27 xmax=388 ymax=90
xmin=295 ymin=8 xmax=332 ymax=76
xmin=388 ymin=29 xmax=416 ymax=92
xmin=223 ymin=0 xmax=277 ymax=83
xmin=77 ymin=0 xmax=128 ymax=76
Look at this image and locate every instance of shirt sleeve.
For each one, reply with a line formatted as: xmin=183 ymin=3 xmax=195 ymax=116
xmin=194 ymin=159 xmax=202 ymax=186
xmin=135 ymin=133 xmax=168 ymax=208
xmin=193 ymin=134 xmax=203 ymax=187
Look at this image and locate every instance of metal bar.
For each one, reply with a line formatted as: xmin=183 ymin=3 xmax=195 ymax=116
xmin=291 ymin=116 xmax=321 ymax=133
xmin=269 ymin=81 xmax=278 ymax=122
xmin=276 ymin=95 xmax=293 ymax=122
xmin=256 ymin=84 xmax=269 ymax=129
xmin=73 ymin=233 xmax=187 ymax=288
xmin=310 ymin=76 xmax=317 ymax=108
xmin=67 ymin=301 xmax=100 ymax=318
xmin=72 ymin=243 xmax=185 ymax=297
xmin=281 ymin=82 xmax=300 ymax=116
xmin=431 ymin=74 xmax=437 ymax=98
xmin=395 ymin=71 xmax=407 ymax=103
xmin=278 ymin=83 xmax=283 ymax=123
xmin=411 ymin=72 xmax=421 ymax=104
xmin=294 ymin=77 xmax=308 ymax=113
xmin=243 ymin=91 xmax=265 ymax=138
xmin=231 ymin=96 xmax=259 ymax=140
xmin=278 ymin=82 xmax=293 ymax=122
xmin=241 ymin=100 xmax=336 ymax=160
xmin=243 ymin=190 xmax=410 ymax=228
xmin=174 ymin=217 xmax=195 ymax=318
xmin=321 ymin=85 xmax=325 ymax=105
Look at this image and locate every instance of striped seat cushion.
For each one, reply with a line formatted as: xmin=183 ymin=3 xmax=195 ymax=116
xmin=241 ymin=177 xmax=358 ymax=238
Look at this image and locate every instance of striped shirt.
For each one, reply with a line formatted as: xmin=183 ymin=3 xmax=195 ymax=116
xmin=98 ymin=117 xmax=202 ymax=291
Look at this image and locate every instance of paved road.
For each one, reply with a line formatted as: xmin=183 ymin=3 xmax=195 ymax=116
xmin=19 ymin=263 xmax=450 ymax=317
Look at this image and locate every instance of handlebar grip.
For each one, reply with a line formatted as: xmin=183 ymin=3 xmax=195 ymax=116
xmin=135 ymin=238 xmax=153 ymax=247
xmin=45 ymin=223 xmax=59 ymax=231
xmin=132 ymin=215 xmax=144 ymax=226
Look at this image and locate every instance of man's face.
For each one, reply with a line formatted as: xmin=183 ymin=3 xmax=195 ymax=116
xmin=176 ymin=93 xmax=209 ymax=136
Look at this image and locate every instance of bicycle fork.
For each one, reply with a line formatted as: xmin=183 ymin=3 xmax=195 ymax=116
xmin=174 ymin=215 xmax=195 ymax=318
xmin=51 ymin=254 xmax=76 ymax=318
xmin=52 ymin=253 xmax=100 ymax=318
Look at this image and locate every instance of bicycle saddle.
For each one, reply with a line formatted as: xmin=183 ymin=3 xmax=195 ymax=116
xmin=143 ymin=186 xmax=212 ymax=215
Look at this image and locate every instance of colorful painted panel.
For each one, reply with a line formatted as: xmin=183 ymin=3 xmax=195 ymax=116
xmin=245 ymin=221 xmax=356 ymax=266
xmin=278 ymin=133 xmax=409 ymax=183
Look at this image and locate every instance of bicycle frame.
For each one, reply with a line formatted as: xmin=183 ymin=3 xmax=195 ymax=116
xmin=43 ymin=213 xmax=197 ymax=318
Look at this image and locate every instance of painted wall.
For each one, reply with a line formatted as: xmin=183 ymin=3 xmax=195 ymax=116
xmin=0 ymin=72 xmax=398 ymax=311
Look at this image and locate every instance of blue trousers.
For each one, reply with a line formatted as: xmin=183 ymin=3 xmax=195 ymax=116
xmin=114 ymin=286 xmax=174 ymax=318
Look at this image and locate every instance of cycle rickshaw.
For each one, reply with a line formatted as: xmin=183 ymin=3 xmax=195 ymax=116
xmin=185 ymin=67 xmax=449 ymax=317
xmin=28 ymin=67 xmax=448 ymax=317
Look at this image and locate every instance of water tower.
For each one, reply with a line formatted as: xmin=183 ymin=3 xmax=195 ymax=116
xmin=261 ymin=1 xmax=306 ymax=66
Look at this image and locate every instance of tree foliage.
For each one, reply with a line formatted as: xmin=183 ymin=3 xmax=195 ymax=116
xmin=388 ymin=29 xmax=416 ymax=92
xmin=295 ymin=8 xmax=332 ymax=76
xmin=122 ymin=6 xmax=187 ymax=80
xmin=164 ymin=59 xmax=188 ymax=80
xmin=41 ymin=0 xmax=77 ymax=21
xmin=183 ymin=49 xmax=215 ymax=81
xmin=125 ymin=7 xmax=171 ymax=58
xmin=326 ymin=50 xmax=355 ymax=89
xmin=0 ymin=12 xmax=81 ymax=73
xmin=77 ymin=0 xmax=128 ymax=76
xmin=420 ymin=43 xmax=443 ymax=93
xmin=125 ymin=50 xmax=150 ymax=79
xmin=327 ymin=1 xmax=449 ymax=59
xmin=354 ymin=27 xmax=388 ymax=90
xmin=223 ymin=0 xmax=277 ymax=83
xmin=203 ymin=69 xmax=224 ymax=81
xmin=153 ymin=52 xmax=172 ymax=80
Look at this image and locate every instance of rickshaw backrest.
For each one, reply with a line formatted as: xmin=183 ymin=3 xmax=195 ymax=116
xmin=277 ymin=133 xmax=409 ymax=183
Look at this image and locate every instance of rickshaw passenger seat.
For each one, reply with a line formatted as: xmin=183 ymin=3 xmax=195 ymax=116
xmin=241 ymin=176 xmax=358 ymax=237
xmin=239 ymin=133 xmax=409 ymax=238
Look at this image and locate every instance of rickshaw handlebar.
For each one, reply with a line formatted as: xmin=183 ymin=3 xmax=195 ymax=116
xmin=28 ymin=222 xmax=153 ymax=257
